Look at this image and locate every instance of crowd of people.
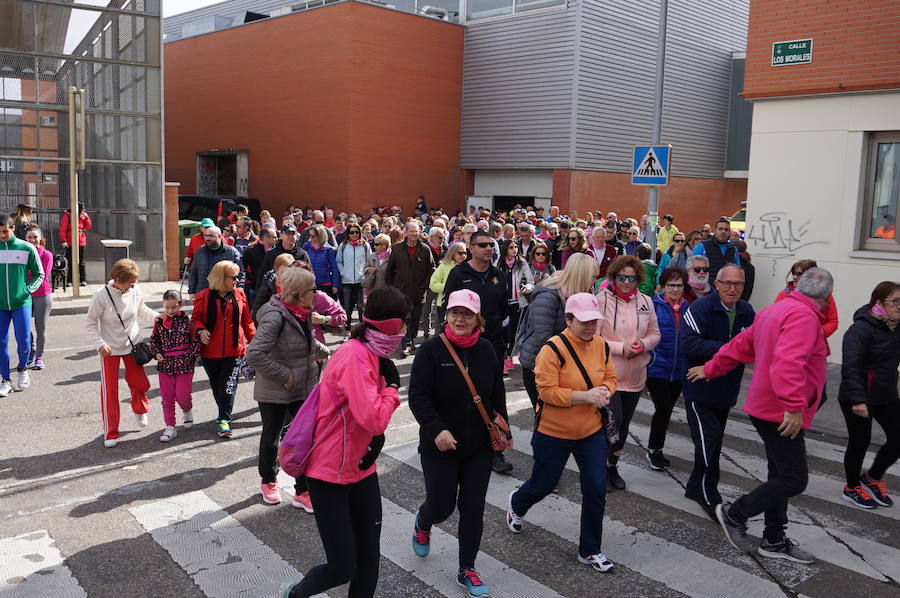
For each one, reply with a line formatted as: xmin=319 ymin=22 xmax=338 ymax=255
xmin=6 ymin=197 xmax=890 ymax=598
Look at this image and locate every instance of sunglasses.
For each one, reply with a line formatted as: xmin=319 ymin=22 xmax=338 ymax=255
xmin=628 ymin=232 xmax=639 ymax=236
xmin=348 ymin=230 xmax=360 ymax=235
xmin=226 ymin=275 xmax=239 ymax=280
xmin=534 ymin=251 xmax=548 ymax=256
xmin=692 ymin=267 xmax=710 ymax=273
xmin=792 ymin=271 xmax=802 ymax=277
xmin=375 ymin=242 xmax=387 ymax=247
xmin=674 ymin=239 xmax=685 ymax=243
xmin=473 ymin=242 xmax=493 ymax=248
xmin=567 ymin=236 xmax=579 ymax=241
xmin=616 ymin=274 xmax=638 ymax=283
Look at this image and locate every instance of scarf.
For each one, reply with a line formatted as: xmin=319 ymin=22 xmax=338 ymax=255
xmin=429 ymin=240 xmax=442 ymax=251
xmin=206 ymin=290 xmax=240 ymax=349
xmin=666 ymin=296 xmax=685 ymax=327
xmin=349 ymin=239 xmax=361 ymax=246
xmin=871 ymin=304 xmax=898 ymax=331
xmin=532 ymin=262 xmax=548 ymax=270
xmin=504 ymin=257 xmax=516 ymax=268
xmin=689 ymin=280 xmax=710 ymax=294
xmin=280 ymin=299 xmax=310 ymax=322
xmin=376 ymin=248 xmax=391 ymax=261
xmin=612 ymin=284 xmax=638 ymax=301
xmin=363 ymin=327 xmax=405 ymax=358
xmin=444 ymin=325 xmax=480 ymax=348
xmin=310 ymin=240 xmax=322 ymax=250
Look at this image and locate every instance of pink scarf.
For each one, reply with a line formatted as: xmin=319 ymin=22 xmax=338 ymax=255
xmin=363 ymin=327 xmax=405 ymax=358
xmin=505 ymin=257 xmax=516 ymax=268
xmin=349 ymin=239 xmax=361 ymax=246
xmin=377 ymin=248 xmax=391 ymax=261
xmin=444 ymin=325 xmax=479 ymax=348
xmin=310 ymin=240 xmax=322 ymax=250
xmin=280 ymin=299 xmax=310 ymax=322
xmin=689 ymin=280 xmax=710 ymax=293
xmin=612 ymin=284 xmax=638 ymax=301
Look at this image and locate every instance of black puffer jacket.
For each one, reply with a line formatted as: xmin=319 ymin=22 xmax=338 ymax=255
xmin=408 ymin=335 xmax=507 ymax=459
xmin=838 ymin=305 xmax=900 ymax=406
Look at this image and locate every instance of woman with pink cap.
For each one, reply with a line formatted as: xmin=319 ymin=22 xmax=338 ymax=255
xmin=279 ymin=287 xmax=409 ymax=598
xmin=408 ymin=289 xmax=509 ymax=598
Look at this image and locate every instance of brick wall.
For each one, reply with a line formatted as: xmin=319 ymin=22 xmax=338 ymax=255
xmin=744 ymin=0 xmax=900 ymax=98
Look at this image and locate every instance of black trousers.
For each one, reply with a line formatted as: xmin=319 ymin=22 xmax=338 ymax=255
xmin=403 ymin=302 xmax=424 ymax=346
xmin=504 ymin=303 xmax=521 ymax=359
xmin=65 ymin=245 xmax=86 ymax=283
xmin=684 ymin=400 xmax=730 ymax=506
xmin=291 ymin=474 xmax=382 ymax=598
xmin=522 ymin=366 xmax=539 ymax=408
xmin=202 ymin=356 xmax=238 ymax=422
xmin=730 ymin=416 xmax=808 ymax=543
xmin=258 ymin=401 xmax=306 ymax=494
xmin=341 ymin=283 xmax=364 ymax=328
xmin=646 ymin=378 xmax=682 ymax=450
xmin=840 ymin=400 xmax=900 ymax=487
xmin=418 ymin=449 xmax=493 ymax=570
xmin=608 ymin=390 xmax=641 ymax=456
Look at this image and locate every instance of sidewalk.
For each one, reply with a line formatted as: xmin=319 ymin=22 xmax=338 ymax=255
xmin=51 ymin=280 xmax=189 ymax=316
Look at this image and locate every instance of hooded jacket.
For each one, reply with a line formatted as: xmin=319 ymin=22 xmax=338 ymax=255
xmin=647 ymin=293 xmax=689 ymax=382
xmin=596 ymin=286 xmax=661 ymax=391
xmin=703 ymin=292 xmax=827 ymax=429
xmin=775 ymin=283 xmax=838 ymax=338
xmin=336 ymin=241 xmax=372 ymax=285
xmin=838 ymin=305 xmax=899 ymax=407
xmin=258 ymin=242 xmax=310 ymax=283
xmin=513 ymin=285 xmax=566 ymax=370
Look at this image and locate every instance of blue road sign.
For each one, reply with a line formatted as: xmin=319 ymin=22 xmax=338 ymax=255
xmin=632 ymin=145 xmax=671 ymax=186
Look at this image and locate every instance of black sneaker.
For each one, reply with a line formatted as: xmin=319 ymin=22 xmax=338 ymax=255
xmin=606 ymin=466 xmax=626 ymax=490
xmin=860 ymin=472 xmax=893 ymax=507
xmin=492 ymin=452 xmax=513 ymax=474
xmin=715 ymin=502 xmax=753 ymax=553
xmin=645 ymin=450 xmax=669 ymax=471
xmin=758 ymin=537 xmax=815 ymax=564
xmin=842 ymin=484 xmax=879 ymax=509
xmin=684 ymin=491 xmax=719 ymax=522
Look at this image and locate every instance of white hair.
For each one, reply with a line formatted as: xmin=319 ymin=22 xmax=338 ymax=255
xmin=715 ymin=263 xmax=744 ymax=281
xmin=685 ymin=254 xmax=709 ymax=269
xmin=796 ymin=267 xmax=834 ymax=300
xmin=206 ymin=225 xmax=222 ymax=236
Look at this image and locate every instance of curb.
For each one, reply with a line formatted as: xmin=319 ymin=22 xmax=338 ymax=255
xmin=52 ymin=300 xmax=194 ymax=317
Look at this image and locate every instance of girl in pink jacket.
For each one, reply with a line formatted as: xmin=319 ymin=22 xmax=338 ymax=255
xmin=280 ymin=287 xmax=409 ymax=598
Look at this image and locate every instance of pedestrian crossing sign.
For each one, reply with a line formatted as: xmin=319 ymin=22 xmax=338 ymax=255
xmin=632 ymin=145 xmax=671 ymax=186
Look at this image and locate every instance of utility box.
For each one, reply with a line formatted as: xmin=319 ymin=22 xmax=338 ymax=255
xmin=101 ymin=239 xmax=133 ymax=279
xmin=178 ymin=220 xmax=201 ymax=270
xmin=196 ymin=150 xmax=248 ymax=197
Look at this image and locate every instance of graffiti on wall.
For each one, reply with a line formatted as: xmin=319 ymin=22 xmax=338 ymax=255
xmin=746 ymin=212 xmax=829 ymax=276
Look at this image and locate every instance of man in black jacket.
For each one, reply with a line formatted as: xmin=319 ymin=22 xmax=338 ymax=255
xmin=242 ymin=227 xmax=275 ymax=301
xmin=258 ymin=224 xmax=310 ymax=285
xmin=441 ymin=230 xmax=513 ymax=474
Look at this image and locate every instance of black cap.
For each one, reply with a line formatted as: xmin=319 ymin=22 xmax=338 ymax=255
xmin=280 ymin=224 xmax=297 ymax=234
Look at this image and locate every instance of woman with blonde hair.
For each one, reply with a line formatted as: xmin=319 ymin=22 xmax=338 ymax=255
xmin=14 ymin=202 xmax=37 ymax=240
xmin=85 ymin=259 xmax=160 ymax=447
xmin=191 ymin=260 xmax=256 ymax=438
xmin=429 ymin=242 xmax=468 ymax=324
xmin=514 ymin=253 xmax=600 ymax=407
xmin=363 ymin=233 xmax=392 ymax=293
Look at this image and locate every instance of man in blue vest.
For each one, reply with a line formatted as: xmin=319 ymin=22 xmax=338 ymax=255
xmin=691 ymin=216 xmax=741 ymax=282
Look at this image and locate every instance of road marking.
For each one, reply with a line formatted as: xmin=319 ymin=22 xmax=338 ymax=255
xmin=0 ymin=530 xmax=87 ymax=597
xmin=129 ymin=491 xmax=326 ymax=598
xmin=385 ymin=441 xmax=799 ymax=598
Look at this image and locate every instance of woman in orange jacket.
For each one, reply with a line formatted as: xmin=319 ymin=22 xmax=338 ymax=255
xmin=191 ymin=260 xmax=255 ymax=438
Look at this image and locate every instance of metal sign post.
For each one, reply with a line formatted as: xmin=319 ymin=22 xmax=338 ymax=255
xmin=68 ymin=86 xmax=86 ymax=297
xmin=644 ymin=0 xmax=668 ymax=252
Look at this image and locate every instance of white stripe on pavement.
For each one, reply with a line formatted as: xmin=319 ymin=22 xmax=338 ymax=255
xmin=385 ymin=441 xmax=800 ymax=598
xmin=0 ymin=530 xmax=87 ymax=598
xmin=129 ymin=491 xmax=326 ymax=598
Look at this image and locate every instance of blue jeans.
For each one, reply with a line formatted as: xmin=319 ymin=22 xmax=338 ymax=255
xmin=511 ymin=429 xmax=608 ymax=557
xmin=0 ymin=305 xmax=32 ymax=379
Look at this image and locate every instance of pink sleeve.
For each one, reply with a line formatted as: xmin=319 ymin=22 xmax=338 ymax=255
xmin=768 ymin=313 xmax=822 ymax=412
xmin=341 ymin=349 xmax=400 ymax=435
xmin=703 ymin=326 xmax=756 ymax=379
xmin=315 ymin=292 xmax=347 ymax=327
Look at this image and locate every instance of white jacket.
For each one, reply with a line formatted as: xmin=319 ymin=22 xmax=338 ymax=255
xmin=336 ymin=241 xmax=372 ymax=285
xmin=86 ymin=281 xmax=158 ymax=356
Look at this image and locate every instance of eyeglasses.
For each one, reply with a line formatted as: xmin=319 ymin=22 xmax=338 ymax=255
xmin=716 ymin=280 xmax=745 ymax=289
xmin=447 ymin=309 xmax=476 ymax=320
xmin=628 ymin=232 xmax=639 ymax=236
xmin=792 ymin=271 xmax=803 ymax=277
xmin=534 ymin=251 xmax=548 ymax=256
xmin=473 ymin=242 xmax=493 ymax=248
xmin=692 ymin=267 xmax=710 ymax=273
xmin=665 ymin=283 xmax=684 ymax=288
xmin=616 ymin=274 xmax=638 ymax=283
xmin=883 ymin=297 xmax=900 ymax=305
xmin=674 ymin=239 xmax=685 ymax=243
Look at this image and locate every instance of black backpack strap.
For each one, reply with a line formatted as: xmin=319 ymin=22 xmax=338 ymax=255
xmin=556 ymin=333 xmax=594 ymax=390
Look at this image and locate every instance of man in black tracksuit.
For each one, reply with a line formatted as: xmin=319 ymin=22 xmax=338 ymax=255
xmin=257 ymin=224 xmax=310 ymax=288
xmin=441 ymin=230 xmax=512 ymax=474
xmin=680 ymin=264 xmax=756 ymax=519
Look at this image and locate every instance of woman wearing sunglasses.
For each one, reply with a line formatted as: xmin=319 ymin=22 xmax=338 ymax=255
xmin=624 ymin=227 xmax=642 ymax=256
xmin=337 ymin=224 xmax=372 ymax=331
xmin=657 ymin=232 xmax=691 ymax=284
xmin=597 ymin=255 xmax=660 ymax=491
xmin=362 ymin=233 xmax=392 ymax=294
xmin=775 ymin=259 xmax=839 ymax=342
xmin=528 ymin=241 xmax=556 ymax=286
xmin=561 ymin=228 xmax=590 ymax=269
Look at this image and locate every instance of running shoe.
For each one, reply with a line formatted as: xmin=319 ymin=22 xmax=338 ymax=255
xmin=260 ymin=482 xmax=281 ymax=505
xmin=33 ymin=355 xmax=44 ymax=370
xmin=217 ymin=420 xmax=232 ymax=438
xmin=412 ymin=514 xmax=431 ymax=557
xmin=758 ymin=537 xmax=815 ymax=564
xmin=182 ymin=409 xmax=194 ymax=429
xmin=15 ymin=369 xmax=29 ymax=390
xmin=291 ymin=492 xmax=314 ymax=513
xmin=159 ymin=426 xmax=177 ymax=442
xmin=457 ymin=569 xmax=490 ymax=597
xmin=842 ymin=485 xmax=878 ymax=509
xmin=278 ymin=581 xmax=299 ymax=598
xmin=861 ymin=472 xmax=893 ymax=507
xmin=26 ymin=351 xmax=36 ymax=368
xmin=646 ymin=450 xmax=669 ymax=471
xmin=134 ymin=412 xmax=148 ymax=428
xmin=578 ymin=553 xmax=615 ymax=573
xmin=506 ymin=491 xmax=524 ymax=534
xmin=715 ymin=502 xmax=754 ymax=552
xmin=103 ymin=438 xmax=118 ymax=448
xmin=0 ymin=379 xmax=13 ymax=397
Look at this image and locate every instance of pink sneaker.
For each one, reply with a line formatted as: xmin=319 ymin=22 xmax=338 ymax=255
xmin=260 ymin=482 xmax=281 ymax=505
xmin=505 ymin=357 xmax=515 ymax=371
xmin=291 ymin=491 xmax=314 ymax=513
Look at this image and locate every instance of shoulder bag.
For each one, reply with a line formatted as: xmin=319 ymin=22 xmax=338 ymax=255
xmin=439 ymin=334 xmax=511 ymax=451
xmin=105 ymin=286 xmax=155 ymax=366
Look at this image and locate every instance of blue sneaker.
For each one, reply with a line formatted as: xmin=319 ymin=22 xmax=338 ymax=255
xmin=26 ymin=350 xmax=36 ymax=368
xmin=278 ymin=581 xmax=299 ymax=598
xmin=412 ymin=515 xmax=431 ymax=557
xmin=457 ymin=569 xmax=490 ymax=597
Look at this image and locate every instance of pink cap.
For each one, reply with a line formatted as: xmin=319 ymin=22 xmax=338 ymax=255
xmin=476 ymin=220 xmax=489 ymax=229
xmin=565 ymin=293 xmax=603 ymax=322
xmin=446 ymin=289 xmax=481 ymax=314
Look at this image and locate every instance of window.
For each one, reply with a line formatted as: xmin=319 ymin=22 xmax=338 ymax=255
xmin=467 ymin=0 xmax=564 ymax=21
xmin=861 ymin=132 xmax=900 ymax=251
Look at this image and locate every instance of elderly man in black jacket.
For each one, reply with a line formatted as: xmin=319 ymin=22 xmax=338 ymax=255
xmin=384 ymin=220 xmax=435 ymax=356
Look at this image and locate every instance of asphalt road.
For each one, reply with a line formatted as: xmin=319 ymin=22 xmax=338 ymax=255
xmin=0 ymin=311 xmax=898 ymax=598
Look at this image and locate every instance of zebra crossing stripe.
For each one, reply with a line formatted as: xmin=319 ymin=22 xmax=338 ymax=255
xmin=128 ymin=491 xmax=327 ymax=598
xmin=384 ymin=441 xmax=800 ymax=598
xmin=0 ymin=530 xmax=87 ymax=598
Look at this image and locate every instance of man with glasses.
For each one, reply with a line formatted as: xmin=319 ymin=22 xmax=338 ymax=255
xmin=259 ymin=224 xmax=311 ymax=284
xmin=692 ymin=216 xmax=741 ymax=282
xmin=232 ymin=217 xmax=258 ymax=256
xmin=701 ymin=224 xmax=713 ymax=240
xmin=188 ymin=225 xmax=244 ymax=297
xmin=441 ymin=230 xmax=513 ymax=474
xmin=385 ymin=221 xmax=435 ymax=356
xmin=684 ymin=255 xmax=712 ymax=302
xmin=680 ymin=264 xmax=755 ymax=519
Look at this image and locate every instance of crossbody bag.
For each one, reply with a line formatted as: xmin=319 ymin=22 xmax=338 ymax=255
xmin=104 ymin=286 xmax=155 ymax=366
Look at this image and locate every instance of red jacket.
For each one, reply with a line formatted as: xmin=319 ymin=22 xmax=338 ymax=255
xmin=775 ymin=285 xmax=838 ymax=337
xmin=704 ymin=292 xmax=827 ymax=430
xmin=191 ymin=288 xmax=256 ymax=359
xmin=60 ymin=211 xmax=92 ymax=246
xmin=186 ymin=233 xmax=205 ymax=261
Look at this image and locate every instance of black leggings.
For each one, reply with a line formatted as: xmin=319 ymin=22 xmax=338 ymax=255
xmin=418 ymin=449 xmax=493 ymax=570
xmin=341 ymin=283 xmax=364 ymax=328
xmin=608 ymin=390 xmax=642 ymax=457
xmin=504 ymin=303 xmax=521 ymax=359
xmin=258 ymin=401 xmax=305 ymax=494
xmin=202 ymin=356 xmax=238 ymax=422
xmin=840 ymin=401 xmax=900 ymax=487
xmin=522 ymin=366 xmax=539 ymax=408
xmin=645 ymin=378 xmax=682 ymax=450
xmin=291 ymin=474 xmax=382 ymax=598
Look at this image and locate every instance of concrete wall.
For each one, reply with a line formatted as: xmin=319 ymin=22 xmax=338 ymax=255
xmin=744 ymin=92 xmax=900 ymax=362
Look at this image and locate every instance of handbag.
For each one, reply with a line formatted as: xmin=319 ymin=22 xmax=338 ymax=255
xmin=104 ymin=286 xmax=155 ymax=366
xmin=439 ymin=334 xmax=512 ymax=451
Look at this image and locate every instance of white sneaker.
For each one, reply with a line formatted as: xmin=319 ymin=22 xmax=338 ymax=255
xmin=135 ymin=412 xmax=148 ymax=428
xmin=506 ymin=491 xmax=524 ymax=534
xmin=103 ymin=438 xmax=118 ymax=448
xmin=160 ymin=426 xmax=177 ymax=442
xmin=15 ymin=370 xmax=30 ymax=390
xmin=578 ymin=553 xmax=615 ymax=573
xmin=182 ymin=409 xmax=194 ymax=429
xmin=0 ymin=380 xmax=12 ymax=397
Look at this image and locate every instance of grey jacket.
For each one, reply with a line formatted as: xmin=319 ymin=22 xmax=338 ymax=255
xmin=245 ymin=298 xmax=330 ymax=405
xmin=188 ymin=243 xmax=243 ymax=295
xmin=337 ymin=241 xmax=372 ymax=285
xmin=362 ymin=253 xmax=389 ymax=292
xmin=513 ymin=285 xmax=566 ymax=369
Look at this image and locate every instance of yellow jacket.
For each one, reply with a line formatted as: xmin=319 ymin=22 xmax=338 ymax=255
xmin=657 ymin=224 xmax=680 ymax=253
xmin=534 ymin=328 xmax=617 ymax=440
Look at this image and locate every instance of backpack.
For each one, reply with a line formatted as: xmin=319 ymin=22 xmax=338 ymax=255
xmin=277 ymin=384 xmax=323 ymax=478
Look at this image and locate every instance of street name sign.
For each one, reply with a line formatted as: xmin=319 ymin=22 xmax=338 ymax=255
xmin=772 ymin=39 xmax=813 ymax=66
xmin=631 ymin=145 xmax=671 ymax=186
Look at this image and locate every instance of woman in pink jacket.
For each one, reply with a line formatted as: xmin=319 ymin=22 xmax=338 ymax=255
xmin=597 ymin=255 xmax=661 ymax=490
xmin=280 ymin=287 xmax=410 ymax=598
xmin=25 ymin=226 xmax=53 ymax=369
